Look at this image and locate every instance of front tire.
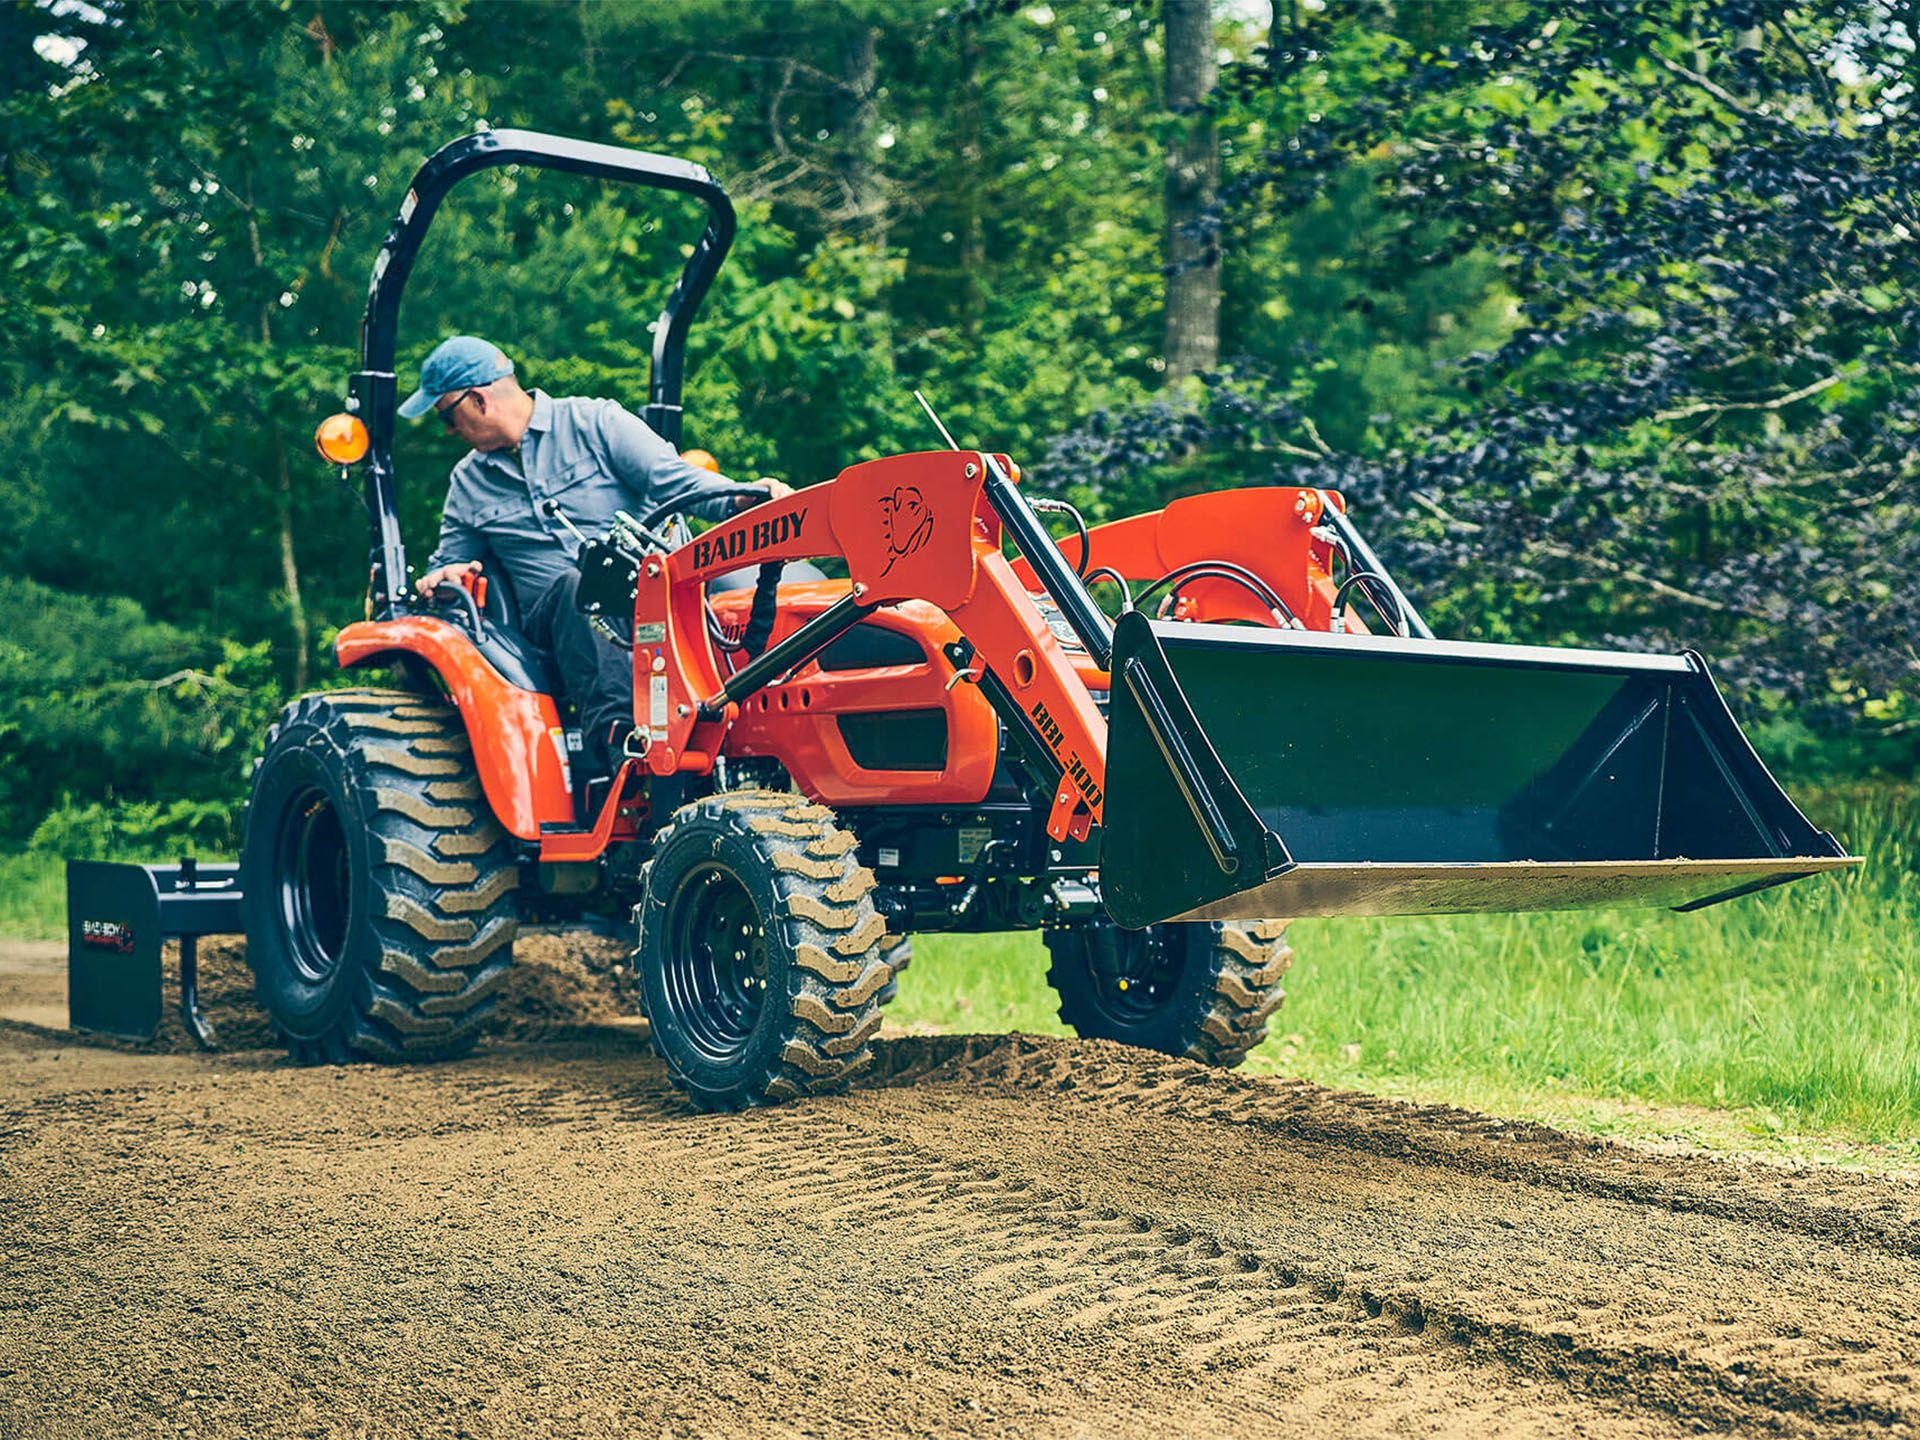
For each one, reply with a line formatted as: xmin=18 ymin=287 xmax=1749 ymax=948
xmin=637 ymin=790 xmax=896 ymax=1109
xmin=1044 ymin=919 xmax=1291 ymax=1067
xmin=240 ymin=688 xmax=519 ymax=1063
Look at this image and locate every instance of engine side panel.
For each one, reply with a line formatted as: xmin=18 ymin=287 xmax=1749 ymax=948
xmin=708 ymin=585 xmax=1000 ymax=807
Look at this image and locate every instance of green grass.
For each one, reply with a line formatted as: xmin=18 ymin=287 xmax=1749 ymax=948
xmin=0 ymin=851 xmax=66 ymax=942
xmin=888 ymin=787 xmax=1920 ymax=1157
xmin=886 ymin=931 xmax=1072 ymax=1039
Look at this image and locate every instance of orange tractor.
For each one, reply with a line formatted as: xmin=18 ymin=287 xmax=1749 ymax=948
xmin=242 ymin=131 xmax=1851 ymax=1109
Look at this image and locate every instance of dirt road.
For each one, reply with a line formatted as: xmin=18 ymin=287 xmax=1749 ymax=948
xmin=3 ymin=938 xmax=1917 ymax=1439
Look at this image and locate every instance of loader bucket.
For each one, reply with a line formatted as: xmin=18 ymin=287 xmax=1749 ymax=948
xmin=1098 ymin=612 xmax=1855 ymax=928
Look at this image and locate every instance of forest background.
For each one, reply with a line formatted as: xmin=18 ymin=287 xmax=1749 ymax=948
xmin=4 ymin=0 xmax=1918 ymax=1148
xmin=3 ymin=0 xmax=1916 ymax=858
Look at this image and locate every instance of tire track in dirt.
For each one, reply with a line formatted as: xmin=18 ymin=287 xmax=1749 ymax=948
xmin=706 ymin=1082 xmax=1918 ymax=1437
xmin=715 ymin=1111 xmax=1592 ymax=1436
xmin=4 ymin=946 xmax=1918 ymax=1438
xmin=873 ymin=1035 xmax=1920 ymax=1259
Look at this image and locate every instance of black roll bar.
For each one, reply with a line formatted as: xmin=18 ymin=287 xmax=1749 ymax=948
xmin=347 ymin=129 xmax=737 ymax=611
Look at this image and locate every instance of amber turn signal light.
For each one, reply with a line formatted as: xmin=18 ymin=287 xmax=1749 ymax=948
xmin=315 ymin=413 xmax=370 ymax=465
xmin=681 ymin=447 xmax=721 ymax=473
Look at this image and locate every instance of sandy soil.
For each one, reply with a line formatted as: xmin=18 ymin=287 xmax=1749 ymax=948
xmin=2 ymin=937 xmax=1917 ymax=1439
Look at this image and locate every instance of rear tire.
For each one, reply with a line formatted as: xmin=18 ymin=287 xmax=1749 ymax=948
xmin=1044 ymin=919 xmax=1291 ymax=1067
xmin=637 ymin=790 xmax=896 ymax=1109
xmin=240 ymin=688 xmax=519 ymax=1063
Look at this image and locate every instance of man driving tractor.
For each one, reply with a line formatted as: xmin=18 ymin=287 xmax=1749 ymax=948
xmin=404 ymin=335 xmax=792 ymax=786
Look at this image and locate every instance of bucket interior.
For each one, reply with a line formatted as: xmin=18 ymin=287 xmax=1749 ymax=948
xmin=1098 ymin=617 xmax=1853 ymax=926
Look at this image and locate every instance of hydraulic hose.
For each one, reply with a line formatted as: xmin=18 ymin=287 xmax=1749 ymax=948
xmin=1083 ymin=565 xmax=1135 ymax=612
xmin=1330 ymin=570 xmax=1405 ymax=637
xmin=1027 ymin=496 xmax=1092 ymax=578
xmin=1133 ymin=560 xmax=1301 ymax=629
xmin=739 ymin=560 xmax=784 ymax=657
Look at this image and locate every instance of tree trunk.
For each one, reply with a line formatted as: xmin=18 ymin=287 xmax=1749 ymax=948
xmin=835 ymin=20 xmax=885 ymax=247
xmin=1163 ymin=0 xmax=1220 ymax=383
xmin=959 ymin=18 xmax=985 ymax=356
xmin=1732 ymin=15 xmax=1762 ymax=96
xmin=1903 ymin=2 xmax=1920 ymax=100
xmin=245 ymin=167 xmax=308 ymax=690
xmin=273 ymin=431 xmax=310 ymax=692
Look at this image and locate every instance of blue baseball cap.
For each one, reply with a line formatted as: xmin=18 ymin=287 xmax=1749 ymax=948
xmin=398 ymin=336 xmax=515 ymax=419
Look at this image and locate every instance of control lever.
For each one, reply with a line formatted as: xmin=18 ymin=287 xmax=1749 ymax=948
xmin=430 ymin=582 xmax=487 ymax=640
xmin=541 ymin=497 xmax=594 ymax=546
xmin=611 ymin=509 xmax=674 ymax=554
xmin=542 ymin=498 xmax=673 ymax=560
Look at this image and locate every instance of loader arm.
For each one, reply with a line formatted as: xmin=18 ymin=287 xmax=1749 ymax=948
xmin=632 ymin=451 xmax=1119 ymax=843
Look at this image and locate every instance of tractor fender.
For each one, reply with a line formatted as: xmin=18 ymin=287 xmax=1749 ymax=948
xmin=334 ymin=617 xmax=575 ymax=842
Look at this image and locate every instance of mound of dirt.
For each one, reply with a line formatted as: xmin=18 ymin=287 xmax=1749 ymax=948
xmin=493 ymin=929 xmax=643 ymax=1040
xmin=11 ymin=928 xmax=643 ymax=1056
xmin=162 ymin=936 xmax=277 ymax=1051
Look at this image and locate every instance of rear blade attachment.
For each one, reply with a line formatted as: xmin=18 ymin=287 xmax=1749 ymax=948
xmin=1098 ymin=612 xmax=1856 ymax=927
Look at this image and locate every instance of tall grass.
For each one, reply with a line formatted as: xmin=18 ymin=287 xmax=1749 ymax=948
xmin=0 ymin=851 xmax=65 ymax=942
xmin=1274 ymin=791 xmax=1917 ymax=1140
xmin=893 ymin=789 xmax=1920 ymax=1145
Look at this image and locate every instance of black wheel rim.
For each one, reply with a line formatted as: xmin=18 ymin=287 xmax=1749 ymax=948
xmin=275 ymin=786 xmax=352 ymax=984
xmin=659 ymin=862 xmax=770 ymax=1065
xmin=1082 ymin=926 xmax=1187 ymax=1025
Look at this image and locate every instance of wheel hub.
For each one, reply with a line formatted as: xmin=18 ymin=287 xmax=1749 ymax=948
xmin=660 ymin=863 xmax=770 ymax=1064
xmin=1086 ymin=926 xmax=1185 ymax=1024
xmin=274 ymin=787 xmax=352 ymax=985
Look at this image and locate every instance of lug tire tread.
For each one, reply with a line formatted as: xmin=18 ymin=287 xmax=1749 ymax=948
xmin=1043 ymin=920 xmax=1291 ymax=1071
xmin=639 ymin=789 xmax=893 ymax=1111
xmin=1181 ymin=921 xmax=1294 ymax=1067
xmin=242 ymin=687 xmax=518 ymax=1064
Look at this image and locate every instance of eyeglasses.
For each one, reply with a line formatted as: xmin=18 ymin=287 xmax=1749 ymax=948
xmin=437 ymin=389 xmax=480 ymax=432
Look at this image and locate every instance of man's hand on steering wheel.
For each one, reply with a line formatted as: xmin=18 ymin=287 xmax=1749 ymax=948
xmin=417 ymin=558 xmax=483 ymax=597
xmin=735 ymin=478 xmax=794 ymax=511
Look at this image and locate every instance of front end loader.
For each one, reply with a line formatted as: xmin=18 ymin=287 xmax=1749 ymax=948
xmin=223 ymin=129 xmax=1851 ymax=1108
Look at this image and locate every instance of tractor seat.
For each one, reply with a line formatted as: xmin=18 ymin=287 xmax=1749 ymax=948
xmin=444 ymin=576 xmax=560 ymax=699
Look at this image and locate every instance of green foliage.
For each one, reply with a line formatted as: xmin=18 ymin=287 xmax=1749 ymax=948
xmin=0 ymin=852 xmax=66 ymax=943
xmin=0 ymin=576 xmax=284 ymax=850
xmin=0 ymin=0 xmax=1909 ymax=854
xmin=27 ymin=796 xmax=235 ymax=861
xmin=1203 ymin=3 xmax=1920 ymax=747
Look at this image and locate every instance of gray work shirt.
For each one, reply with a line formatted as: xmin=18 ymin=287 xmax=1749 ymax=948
xmin=425 ymin=390 xmax=747 ymax=607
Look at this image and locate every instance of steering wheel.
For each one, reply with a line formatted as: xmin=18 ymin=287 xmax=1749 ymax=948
xmin=640 ymin=487 xmax=783 ymax=660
